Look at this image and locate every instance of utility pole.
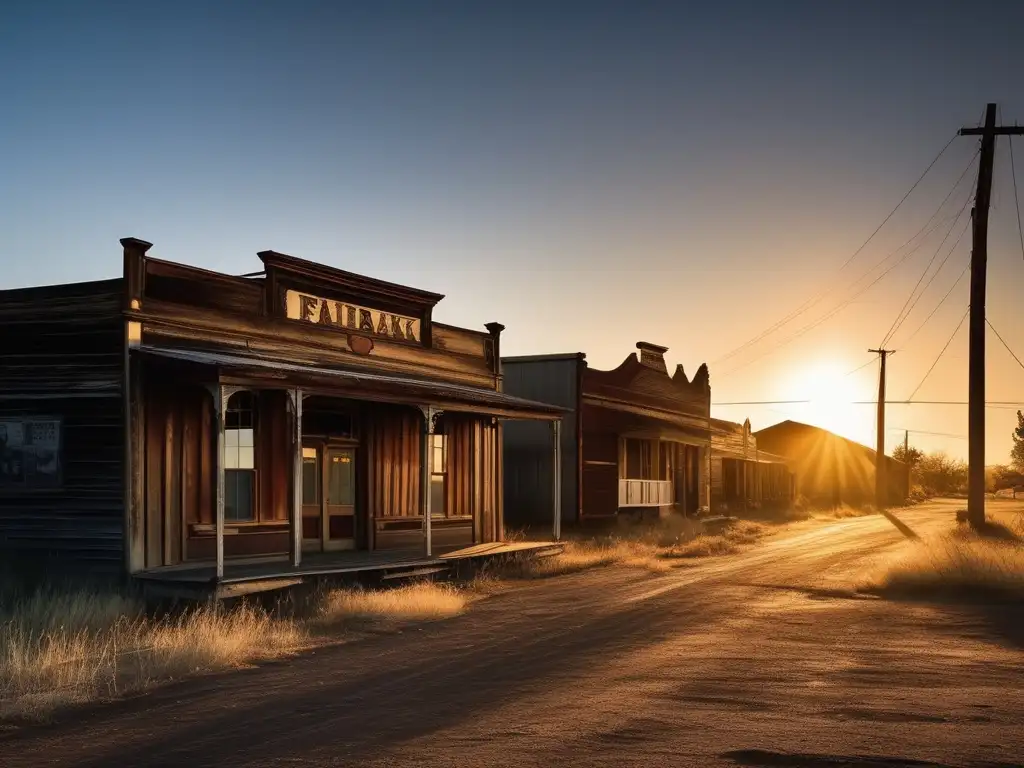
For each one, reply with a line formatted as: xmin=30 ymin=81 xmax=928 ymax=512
xmin=869 ymin=348 xmax=895 ymax=508
xmin=904 ymin=430 xmax=910 ymax=499
xmin=959 ymin=104 xmax=1024 ymax=529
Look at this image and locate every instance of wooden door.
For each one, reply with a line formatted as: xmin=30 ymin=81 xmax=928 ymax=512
xmin=323 ymin=446 xmax=356 ymax=551
xmin=302 ymin=443 xmax=358 ymax=552
xmin=301 ymin=445 xmax=322 ymax=552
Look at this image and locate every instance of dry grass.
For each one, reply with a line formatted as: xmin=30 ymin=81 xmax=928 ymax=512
xmin=664 ymin=520 xmax=769 ymax=559
xmin=822 ymin=503 xmax=879 ymax=520
xmin=496 ymin=517 xmax=773 ymax=578
xmin=865 ymin=512 xmax=1024 ymax=600
xmin=313 ymin=582 xmax=469 ymax=627
xmin=0 ymin=580 xmax=478 ymax=723
xmin=0 ymin=589 xmax=304 ymax=723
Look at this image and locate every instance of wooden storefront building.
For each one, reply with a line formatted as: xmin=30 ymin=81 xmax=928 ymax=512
xmin=0 ymin=238 xmax=565 ymax=589
xmin=710 ymin=417 xmax=795 ymax=511
xmin=501 ymin=343 xmax=712 ymax=527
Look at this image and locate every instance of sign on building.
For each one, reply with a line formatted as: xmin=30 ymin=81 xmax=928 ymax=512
xmin=0 ymin=418 xmax=61 ymax=488
xmin=285 ymin=290 xmax=421 ymax=343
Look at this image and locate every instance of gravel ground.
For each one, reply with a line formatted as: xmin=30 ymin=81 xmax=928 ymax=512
xmin=2 ymin=499 xmax=1021 ymax=768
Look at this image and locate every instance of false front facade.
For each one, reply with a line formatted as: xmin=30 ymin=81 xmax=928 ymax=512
xmin=0 ymin=238 xmax=564 ymax=586
xmin=501 ymin=343 xmax=712 ymax=527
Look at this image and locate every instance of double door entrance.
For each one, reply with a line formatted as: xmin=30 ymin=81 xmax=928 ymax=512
xmin=301 ymin=442 xmax=357 ymax=551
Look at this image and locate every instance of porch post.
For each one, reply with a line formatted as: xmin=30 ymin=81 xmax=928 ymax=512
xmin=212 ymin=384 xmax=227 ymax=581
xmin=420 ymin=406 xmax=435 ymax=557
xmin=290 ymin=389 xmax=303 ymax=568
xmin=552 ymin=418 xmax=562 ymax=541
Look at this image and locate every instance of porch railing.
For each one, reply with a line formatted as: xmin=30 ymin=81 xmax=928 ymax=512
xmin=618 ymin=479 xmax=674 ymax=508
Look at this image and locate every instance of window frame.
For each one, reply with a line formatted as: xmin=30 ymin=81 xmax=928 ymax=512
xmin=224 ymin=390 xmax=258 ymax=523
xmin=429 ymin=431 xmax=447 ymax=518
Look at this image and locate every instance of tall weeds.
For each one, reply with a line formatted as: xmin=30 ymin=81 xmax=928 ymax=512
xmin=0 ymin=588 xmax=304 ymax=723
xmin=865 ymin=514 xmax=1024 ymax=599
xmin=0 ymin=579 xmax=476 ymax=723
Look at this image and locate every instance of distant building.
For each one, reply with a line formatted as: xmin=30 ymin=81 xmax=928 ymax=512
xmin=753 ymin=420 xmax=909 ymax=506
xmin=710 ymin=417 xmax=795 ymax=510
xmin=501 ymin=343 xmax=711 ymax=527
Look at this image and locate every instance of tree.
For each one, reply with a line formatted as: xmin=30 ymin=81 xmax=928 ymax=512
xmin=915 ymin=451 xmax=968 ymax=496
xmin=892 ymin=443 xmax=924 ymax=469
xmin=1011 ymin=410 xmax=1024 ymax=472
xmin=989 ymin=464 xmax=1024 ymax=495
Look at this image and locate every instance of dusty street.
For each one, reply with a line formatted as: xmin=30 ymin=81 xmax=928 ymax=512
xmin=2 ymin=499 xmax=1022 ymax=768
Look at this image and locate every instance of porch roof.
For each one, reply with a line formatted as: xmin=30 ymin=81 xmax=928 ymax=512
xmin=589 ymin=405 xmax=710 ymax=447
xmin=713 ymin=446 xmax=792 ymax=465
xmin=134 ymin=345 xmax=566 ymax=420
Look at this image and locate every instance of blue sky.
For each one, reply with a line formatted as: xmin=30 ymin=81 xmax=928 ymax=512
xmin=3 ymin=1 xmax=1024 ymax=461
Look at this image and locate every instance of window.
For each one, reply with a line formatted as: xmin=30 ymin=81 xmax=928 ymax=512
xmin=327 ymin=448 xmax=355 ymax=506
xmin=623 ymin=438 xmax=655 ymax=480
xmin=224 ymin=391 xmax=256 ymax=521
xmin=0 ymin=418 xmax=61 ymax=489
xmin=301 ymin=446 xmax=319 ymax=506
xmin=659 ymin=442 xmax=672 ymax=481
xmin=429 ymin=433 xmax=447 ymax=517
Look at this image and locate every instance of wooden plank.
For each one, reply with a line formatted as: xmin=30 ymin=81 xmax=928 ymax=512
xmin=145 ymin=390 xmax=164 ymax=568
xmin=199 ymin=393 xmax=213 ymax=526
xmin=139 ymin=300 xmax=497 ymax=386
xmin=431 ymin=323 xmax=488 ymax=358
xmin=491 ymin=423 xmax=499 ymax=544
xmin=181 ymin=397 xmax=197 ymax=557
xmin=127 ymin=357 xmax=146 ymax=572
xmin=472 ymin=421 xmax=482 ymax=544
xmin=163 ymin=405 xmax=182 ymax=565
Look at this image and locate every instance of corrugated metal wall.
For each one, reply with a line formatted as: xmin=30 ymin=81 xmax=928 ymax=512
xmin=501 ymin=357 xmax=579 ymax=528
xmin=0 ymin=279 xmax=126 ymax=580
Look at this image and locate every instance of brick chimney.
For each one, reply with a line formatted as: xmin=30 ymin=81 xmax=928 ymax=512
xmin=636 ymin=341 xmax=668 ymax=374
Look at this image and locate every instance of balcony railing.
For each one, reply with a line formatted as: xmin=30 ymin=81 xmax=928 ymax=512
xmin=618 ymin=479 xmax=674 ymax=508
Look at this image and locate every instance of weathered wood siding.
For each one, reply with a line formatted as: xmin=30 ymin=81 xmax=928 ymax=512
xmin=141 ymin=376 xmax=297 ymax=567
xmin=0 ymin=280 xmax=125 ymax=579
xmin=365 ymin=404 xmax=422 ymax=554
xmin=581 ymin=429 xmax=618 ymax=518
xmin=365 ymin=406 xmax=496 ymax=551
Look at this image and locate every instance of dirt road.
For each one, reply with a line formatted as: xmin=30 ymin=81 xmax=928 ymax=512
xmin=3 ymin=500 xmax=1022 ymax=768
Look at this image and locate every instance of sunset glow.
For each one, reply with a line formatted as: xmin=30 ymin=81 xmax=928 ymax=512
xmin=781 ymin=360 xmax=874 ymax=446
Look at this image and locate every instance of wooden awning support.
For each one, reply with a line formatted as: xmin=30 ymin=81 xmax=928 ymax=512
xmin=289 ymin=389 xmax=304 ymax=568
xmin=419 ymin=406 xmax=438 ymax=557
xmin=552 ymin=419 xmax=562 ymax=541
xmin=207 ymin=384 xmax=231 ymax=581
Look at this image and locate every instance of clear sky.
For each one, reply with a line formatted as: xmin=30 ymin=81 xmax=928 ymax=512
xmin=2 ymin=1 xmax=1023 ymax=463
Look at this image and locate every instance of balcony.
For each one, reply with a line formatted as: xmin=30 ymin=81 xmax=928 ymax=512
xmin=618 ymin=479 xmax=674 ymax=508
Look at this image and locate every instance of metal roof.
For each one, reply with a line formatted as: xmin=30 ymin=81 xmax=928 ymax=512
xmin=135 ymin=345 xmax=567 ymax=421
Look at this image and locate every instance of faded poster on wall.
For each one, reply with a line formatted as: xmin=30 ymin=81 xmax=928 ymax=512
xmin=0 ymin=418 xmax=61 ymax=488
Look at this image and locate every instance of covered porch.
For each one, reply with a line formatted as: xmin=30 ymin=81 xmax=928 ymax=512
xmin=582 ymin=404 xmax=709 ymax=517
xmin=128 ymin=345 xmax=566 ymax=587
xmin=133 ymin=541 xmax=563 ymax=600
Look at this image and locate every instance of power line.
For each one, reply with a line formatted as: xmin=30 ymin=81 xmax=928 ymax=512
xmin=843 ymin=357 xmax=879 ymax=377
xmin=880 ymin=191 xmax=974 ymax=348
xmin=1010 ymin=135 xmax=1024 ymax=263
xmin=987 ymin=318 xmax=1024 ymax=373
xmin=906 ymin=306 xmax=970 ymax=401
xmin=712 ymin=403 xmax=1024 ymax=409
xmin=712 ymin=133 xmax=961 ymax=366
xmin=888 ymin=427 xmax=969 ymax=440
xmin=720 ymin=215 xmax=964 ymax=378
xmin=899 ymin=261 xmax=970 ymax=348
xmin=720 ymin=186 xmax=966 ymax=374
